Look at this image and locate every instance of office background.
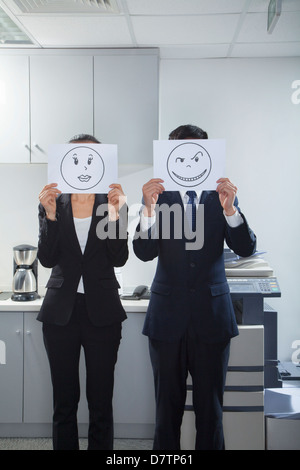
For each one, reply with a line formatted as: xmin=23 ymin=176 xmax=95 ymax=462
xmin=0 ymin=0 xmax=299 ymax=363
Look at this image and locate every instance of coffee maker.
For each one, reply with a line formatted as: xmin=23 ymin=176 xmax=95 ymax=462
xmin=11 ymin=244 xmax=40 ymax=301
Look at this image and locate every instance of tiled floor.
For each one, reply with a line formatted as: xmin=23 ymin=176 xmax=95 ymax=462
xmin=0 ymin=438 xmax=153 ymax=450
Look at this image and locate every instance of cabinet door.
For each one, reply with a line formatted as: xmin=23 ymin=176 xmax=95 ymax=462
xmin=94 ymin=52 xmax=159 ymax=165
xmin=30 ymin=55 xmax=94 ymax=163
xmin=0 ymin=56 xmax=30 ymax=163
xmin=0 ymin=312 xmax=23 ymax=422
xmin=23 ymin=313 xmax=53 ymax=423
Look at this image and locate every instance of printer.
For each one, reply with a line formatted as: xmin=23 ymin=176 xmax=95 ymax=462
xmin=225 ymin=249 xmax=281 ymax=388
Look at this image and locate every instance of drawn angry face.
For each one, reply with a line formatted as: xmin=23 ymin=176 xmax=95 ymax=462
xmin=60 ymin=146 xmax=104 ymax=191
xmin=167 ymin=142 xmax=211 ymax=188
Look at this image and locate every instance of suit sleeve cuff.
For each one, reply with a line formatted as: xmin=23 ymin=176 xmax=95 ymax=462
xmin=223 ymin=209 xmax=244 ymax=228
xmin=140 ymin=210 xmax=156 ymax=232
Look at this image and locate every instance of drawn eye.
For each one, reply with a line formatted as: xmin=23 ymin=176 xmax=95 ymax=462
xmin=192 ymin=151 xmax=202 ymax=163
xmin=73 ymin=156 xmax=78 ymax=165
xmin=176 ymin=157 xmax=185 ymax=163
xmin=87 ymin=155 xmax=93 ymax=165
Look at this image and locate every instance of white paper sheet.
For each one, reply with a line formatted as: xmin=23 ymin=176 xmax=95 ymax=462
xmin=153 ymin=139 xmax=226 ymax=191
xmin=48 ymin=144 xmax=118 ymax=193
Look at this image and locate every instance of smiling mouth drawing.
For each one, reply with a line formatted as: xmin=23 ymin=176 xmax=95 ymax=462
xmin=172 ymin=169 xmax=207 ymax=182
xmin=78 ymin=175 xmax=91 ymax=182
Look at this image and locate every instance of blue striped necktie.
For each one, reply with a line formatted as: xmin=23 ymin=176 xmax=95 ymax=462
xmin=186 ymin=191 xmax=197 ymax=232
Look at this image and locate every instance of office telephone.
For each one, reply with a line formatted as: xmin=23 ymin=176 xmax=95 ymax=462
xmin=121 ymin=285 xmax=151 ymax=300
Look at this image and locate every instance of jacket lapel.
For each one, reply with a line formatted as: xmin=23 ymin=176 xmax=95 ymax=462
xmin=200 ymin=190 xmax=214 ymax=204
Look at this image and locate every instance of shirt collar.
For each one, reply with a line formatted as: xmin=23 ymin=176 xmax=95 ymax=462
xmin=180 ymin=190 xmax=202 ymax=203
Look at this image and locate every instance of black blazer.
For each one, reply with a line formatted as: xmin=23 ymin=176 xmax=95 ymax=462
xmin=133 ymin=191 xmax=256 ymax=343
xmin=37 ymin=194 xmax=128 ymax=326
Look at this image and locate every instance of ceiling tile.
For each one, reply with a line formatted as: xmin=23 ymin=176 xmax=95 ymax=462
xmin=126 ymin=0 xmax=245 ymax=15
xmin=159 ymin=44 xmax=230 ymax=59
xmin=238 ymin=11 xmax=300 ymax=42
xmin=231 ymin=41 xmax=300 ymax=57
xmin=0 ymin=0 xmax=299 ymax=57
xmin=16 ymin=16 xmax=133 ymax=46
xmin=131 ymin=15 xmax=240 ymax=45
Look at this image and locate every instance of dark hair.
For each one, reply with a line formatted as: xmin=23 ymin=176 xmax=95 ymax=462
xmin=168 ymin=124 xmax=208 ymax=140
xmin=69 ymin=134 xmax=101 ymax=144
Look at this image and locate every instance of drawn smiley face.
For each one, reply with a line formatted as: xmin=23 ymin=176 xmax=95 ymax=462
xmin=60 ymin=146 xmax=105 ymax=191
xmin=167 ymin=142 xmax=212 ymax=188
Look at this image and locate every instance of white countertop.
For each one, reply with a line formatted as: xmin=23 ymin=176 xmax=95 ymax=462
xmin=0 ymin=296 xmax=149 ymax=312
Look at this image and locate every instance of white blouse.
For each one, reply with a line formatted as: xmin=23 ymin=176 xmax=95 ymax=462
xmin=73 ymin=216 xmax=92 ymax=293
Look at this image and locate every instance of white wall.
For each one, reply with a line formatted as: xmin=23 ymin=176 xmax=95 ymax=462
xmin=0 ymin=164 xmax=47 ymax=290
xmin=159 ymin=57 xmax=300 ymax=361
xmin=0 ymin=56 xmax=299 ymax=362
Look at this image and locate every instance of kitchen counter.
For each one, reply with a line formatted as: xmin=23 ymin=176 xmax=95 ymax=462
xmin=0 ymin=296 xmax=149 ymax=312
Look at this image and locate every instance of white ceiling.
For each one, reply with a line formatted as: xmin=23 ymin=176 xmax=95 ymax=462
xmin=0 ymin=0 xmax=299 ymax=58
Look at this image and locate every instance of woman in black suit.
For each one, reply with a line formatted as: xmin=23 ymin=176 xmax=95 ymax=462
xmin=37 ymin=134 xmax=128 ymax=450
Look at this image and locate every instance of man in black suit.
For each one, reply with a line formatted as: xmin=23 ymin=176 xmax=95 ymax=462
xmin=133 ymin=124 xmax=256 ymax=450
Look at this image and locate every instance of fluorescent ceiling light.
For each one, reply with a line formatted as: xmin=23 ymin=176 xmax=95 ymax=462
xmin=267 ymin=0 xmax=282 ymax=34
xmin=5 ymin=0 xmax=119 ymax=14
xmin=0 ymin=6 xmax=33 ymax=44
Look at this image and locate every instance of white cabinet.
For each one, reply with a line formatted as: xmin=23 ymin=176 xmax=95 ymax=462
xmin=0 ymin=56 xmax=30 ymax=163
xmin=23 ymin=313 xmax=52 ymax=423
xmin=0 ymin=50 xmax=158 ymax=165
xmin=0 ymin=54 xmax=93 ymax=163
xmin=0 ymin=313 xmax=23 ymax=422
xmin=30 ymin=55 xmax=94 ymax=163
xmin=0 ymin=311 xmax=52 ymax=424
xmin=0 ymin=311 xmax=90 ymax=426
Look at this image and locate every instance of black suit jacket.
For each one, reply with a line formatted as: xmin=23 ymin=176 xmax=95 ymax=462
xmin=133 ymin=191 xmax=256 ymax=343
xmin=37 ymin=194 xmax=128 ymax=326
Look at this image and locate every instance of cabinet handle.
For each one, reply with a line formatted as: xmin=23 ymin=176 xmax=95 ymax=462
xmin=33 ymin=143 xmax=45 ymax=153
xmin=23 ymin=143 xmax=30 ymax=150
xmin=15 ymin=330 xmax=21 ymax=335
xmin=26 ymin=330 xmax=31 ymax=335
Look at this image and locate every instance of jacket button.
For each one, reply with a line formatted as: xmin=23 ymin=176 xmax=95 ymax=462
xmin=190 ymin=288 xmax=196 ymax=293
xmin=190 ymin=262 xmax=196 ymax=268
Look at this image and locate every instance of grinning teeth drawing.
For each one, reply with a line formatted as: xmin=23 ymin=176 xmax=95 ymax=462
xmin=172 ymin=169 xmax=207 ymax=182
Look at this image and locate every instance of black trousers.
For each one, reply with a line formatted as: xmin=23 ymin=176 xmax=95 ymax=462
xmin=149 ymin=329 xmax=230 ymax=450
xmin=43 ymin=293 xmax=122 ymax=450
